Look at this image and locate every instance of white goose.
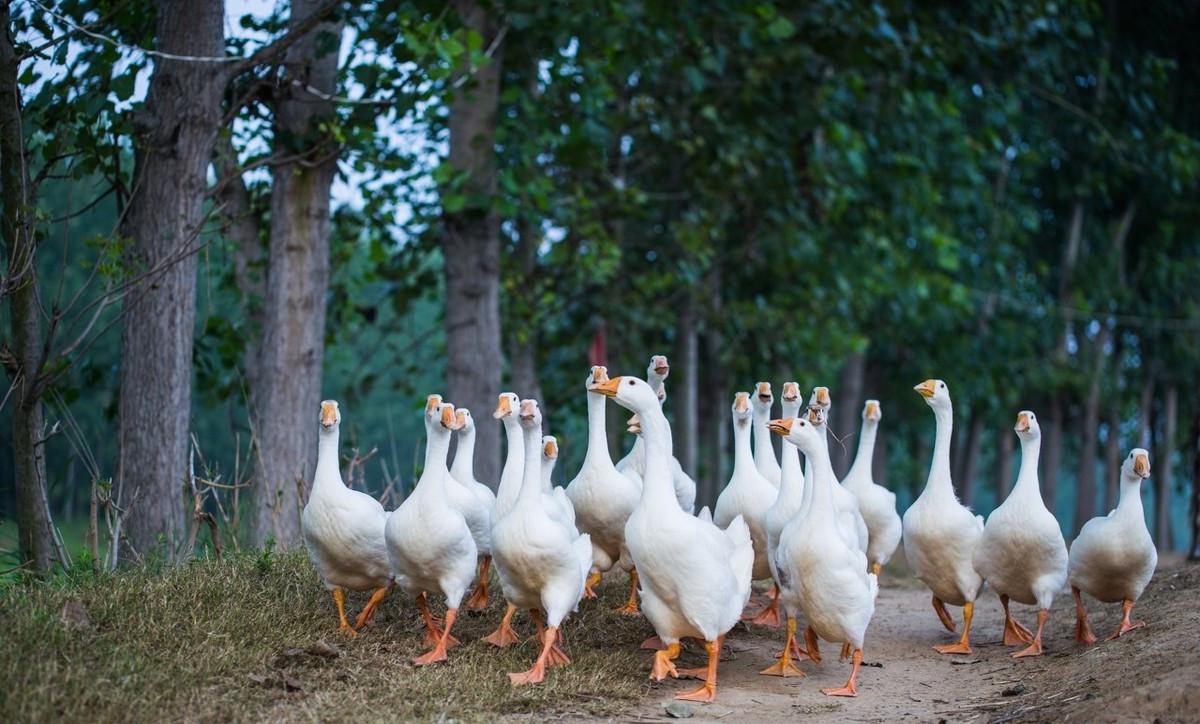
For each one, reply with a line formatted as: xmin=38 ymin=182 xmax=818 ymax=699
xmin=903 ymin=379 xmax=985 ymax=655
xmin=1069 ymin=448 xmax=1157 ymax=643
xmin=757 ymin=382 xmax=806 ymax=646
xmin=841 ymin=400 xmax=901 ymax=576
xmin=301 ymin=400 xmax=393 ymax=636
xmin=805 ymin=392 xmax=869 ymax=553
xmin=615 ymin=355 xmax=697 ymax=513
xmin=595 ymin=374 xmax=754 ymax=704
xmin=493 ymin=392 xmax=524 ymax=520
xmin=539 ymin=434 xmax=577 ymax=531
xmin=384 ymin=400 xmax=477 ymax=665
xmin=752 ymin=381 xmax=782 ymax=486
xmin=447 ymin=404 xmax=496 ymax=611
xmin=973 ymin=410 xmax=1068 ymax=657
xmin=489 ymin=399 xmax=592 ymax=686
xmin=565 ymin=366 xmax=641 ymax=611
xmin=773 ymin=414 xmax=878 ymax=696
xmin=714 ymin=392 xmax=777 ymax=589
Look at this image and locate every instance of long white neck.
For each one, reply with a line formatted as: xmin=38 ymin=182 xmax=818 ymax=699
xmin=845 ymin=417 xmax=878 ymax=482
xmin=449 ymin=425 xmax=475 ymax=481
xmin=923 ymin=403 xmax=955 ymax=497
xmin=636 ymin=401 xmax=679 ymax=511
xmin=1116 ymin=471 xmax=1145 ymax=518
xmin=518 ymin=422 xmax=544 ymax=503
xmin=498 ymin=417 xmax=524 ymax=496
xmin=779 ymin=404 xmax=803 ymax=501
xmin=733 ymin=416 xmax=756 ymax=477
xmin=583 ymin=393 xmax=613 ymax=468
xmin=1011 ymin=433 xmax=1042 ymax=500
xmin=542 ymin=457 xmax=556 ymax=490
xmin=314 ymin=428 xmax=342 ymax=493
xmin=807 ymin=436 xmax=838 ymax=516
xmin=752 ymin=404 xmax=779 ymax=474
xmin=419 ymin=424 xmax=451 ymax=492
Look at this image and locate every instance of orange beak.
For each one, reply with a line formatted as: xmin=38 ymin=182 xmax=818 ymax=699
xmin=806 ymin=405 xmax=823 ymax=424
xmin=1015 ymin=412 xmax=1031 ymax=432
xmin=734 ymin=392 xmax=751 ymax=413
xmin=864 ymin=400 xmax=880 ymax=420
xmin=426 ymin=394 xmax=442 ymax=415
xmin=320 ymin=401 xmax=338 ymax=428
xmin=782 ymin=382 xmax=800 ymax=402
xmin=519 ymin=399 xmax=538 ymax=420
xmin=591 ymin=365 xmax=610 ymax=384
xmin=592 ymin=376 xmax=622 ymax=398
xmin=756 ymin=382 xmax=771 ymax=401
xmin=455 ymin=409 xmax=468 ymax=429
xmin=1133 ymin=453 xmax=1151 ymax=478
xmin=768 ymin=418 xmax=793 ymax=436
xmin=813 ymin=386 xmax=830 ymax=407
xmin=914 ymin=380 xmax=937 ymax=398
xmin=493 ymin=395 xmax=512 ymax=419
xmin=440 ymin=404 xmax=460 ymax=430
xmin=543 ymin=438 xmax=558 ymax=458
xmin=651 ymin=355 xmax=669 ymax=375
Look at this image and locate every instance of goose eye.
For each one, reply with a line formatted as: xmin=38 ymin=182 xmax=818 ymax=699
xmin=628 ymin=380 xmax=635 ymax=385
xmin=939 ymin=383 xmax=945 ymax=388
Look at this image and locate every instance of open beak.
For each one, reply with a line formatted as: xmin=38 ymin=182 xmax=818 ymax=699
xmin=519 ymin=399 xmax=537 ymax=421
xmin=493 ymin=395 xmax=512 ymax=419
xmin=914 ymin=380 xmax=936 ymax=398
xmin=651 ymin=355 xmax=669 ymax=375
xmin=543 ymin=439 xmax=558 ymax=458
xmin=768 ymin=418 xmax=793 ymax=436
xmin=440 ymin=405 xmax=460 ymax=430
xmin=864 ymin=400 xmax=880 ymax=420
xmin=320 ymin=402 xmax=338 ymax=429
xmin=626 ymin=413 xmax=642 ymax=434
xmin=734 ymin=392 xmax=751 ymax=413
xmin=1134 ymin=453 xmax=1151 ymax=478
xmin=1015 ymin=412 xmax=1031 ymax=433
xmin=590 ymin=365 xmax=609 ymax=385
xmin=592 ymin=376 xmax=622 ymax=398
xmin=756 ymin=382 xmax=771 ymax=402
xmin=455 ymin=410 xmax=468 ymax=430
xmin=813 ymin=386 xmax=830 ymax=407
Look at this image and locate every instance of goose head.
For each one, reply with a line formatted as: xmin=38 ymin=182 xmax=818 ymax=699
xmin=439 ymin=402 xmax=463 ymax=430
xmin=914 ymin=379 xmax=951 ymax=409
xmin=518 ymin=398 xmax=543 ymax=430
xmin=455 ymin=407 xmax=475 ymax=434
xmin=1014 ymin=410 xmax=1040 ymax=441
xmin=586 ymin=365 xmax=610 ymax=391
xmin=646 ymin=355 xmax=669 ymax=402
xmin=319 ymin=400 xmax=341 ymax=434
xmin=863 ymin=399 xmax=882 ymax=422
xmin=805 ymin=403 xmax=827 ymax=429
xmin=542 ymin=435 xmax=559 ymax=461
xmin=809 ymin=386 xmax=831 ymax=411
xmin=494 ymin=392 xmax=519 ymax=420
xmin=1123 ymin=448 xmax=1151 ymax=480
xmin=591 ymin=375 xmax=660 ymax=416
xmin=732 ymin=391 xmax=753 ymax=428
xmin=768 ymin=416 xmax=821 ymax=457
xmin=754 ymin=381 xmax=774 ymax=412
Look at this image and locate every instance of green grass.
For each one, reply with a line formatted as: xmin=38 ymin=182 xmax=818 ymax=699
xmin=0 ymin=551 xmax=653 ymax=722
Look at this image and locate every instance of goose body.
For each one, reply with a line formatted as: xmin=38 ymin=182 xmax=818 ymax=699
xmin=493 ymin=392 xmax=525 ymax=520
xmin=973 ymin=411 xmax=1067 ymax=656
xmin=763 ymin=383 xmax=806 ymax=587
xmin=301 ymin=401 xmax=392 ymax=634
xmin=714 ymin=391 xmax=778 ymax=582
xmin=449 ymin=408 xmax=498 ymax=525
xmin=421 ymin=396 xmax=491 ymax=558
xmin=596 ymin=374 xmax=754 ymax=703
xmin=841 ymin=400 xmax=901 ymax=573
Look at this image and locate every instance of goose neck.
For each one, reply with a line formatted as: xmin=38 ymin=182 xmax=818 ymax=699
xmin=1011 ymin=434 xmax=1042 ymax=498
xmin=314 ymin=430 xmax=342 ymax=491
xmin=419 ymin=426 xmax=452 ymax=492
xmin=518 ymin=424 xmax=544 ymax=502
xmin=584 ymin=393 xmax=612 ymax=466
xmin=1116 ymin=472 xmax=1145 ymax=515
xmin=733 ymin=418 xmax=756 ymax=475
xmin=925 ymin=404 xmax=954 ymax=496
xmin=846 ymin=418 xmax=878 ymax=479
xmin=449 ymin=425 xmax=475 ymax=481
xmin=635 ymin=403 xmax=679 ymax=510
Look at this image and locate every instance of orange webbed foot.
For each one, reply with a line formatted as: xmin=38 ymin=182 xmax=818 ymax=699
xmin=339 ymin=622 xmax=359 ymax=638
xmin=412 ymin=646 xmax=448 ymax=666
xmin=613 ymin=601 xmax=640 ymax=616
xmin=746 ymin=598 xmax=782 ymax=628
xmin=933 ymin=641 xmax=973 ymax=655
xmin=1012 ymin=640 xmax=1043 ymax=658
xmin=1004 ymin=617 xmax=1035 ymax=646
xmin=759 ymin=657 xmax=804 ymax=677
xmin=483 ymin=622 xmax=520 ymax=647
xmin=1076 ymin=621 xmax=1098 ymax=644
xmin=675 ymin=682 xmax=717 ymax=703
xmin=650 ymin=646 xmax=680 ymax=681
xmin=464 ymin=585 xmax=489 ymax=611
xmin=1106 ymin=620 xmax=1146 ymax=641
xmin=640 ymin=635 xmax=666 ymax=650
xmin=546 ymin=642 xmax=572 ymax=668
xmin=583 ymin=571 xmax=602 ymax=599
xmin=508 ymin=663 xmax=546 ymax=686
xmin=821 ymin=683 xmax=858 ymax=697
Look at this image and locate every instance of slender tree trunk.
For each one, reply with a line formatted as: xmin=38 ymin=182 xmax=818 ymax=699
xmin=1157 ymin=384 xmax=1177 ymax=550
xmin=996 ymin=424 xmax=1014 ymax=503
xmin=0 ymin=6 xmax=56 ymax=574
xmin=677 ymin=304 xmax=698 ymax=478
xmin=1104 ymin=402 xmax=1122 ymax=513
xmin=1074 ymin=326 xmax=1109 ymax=534
xmin=1044 ymin=203 xmax=1085 ymax=514
xmin=1189 ymin=404 xmax=1200 ymax=560
xmin=699 ymin=271 xmax=727 ymax=509
xmin=833 ymin=350 xmax=865 ymax=478
xmin=958 ymin=410 xmax=982 ymax=506
xmin=442 ymin=0 xmax=504 ymax=486
xmin=508 ymin=217 xmax=543 ymax=427
xmin=1137 ymin=374 xmax=1155 ymax=450
xmin=119 ymin=2 xmax=226 ymax=561
xmin=250 ymin=2 xmax=343 ymax=549
xmin=1044 ymin=397 xmax=1063 ymax=514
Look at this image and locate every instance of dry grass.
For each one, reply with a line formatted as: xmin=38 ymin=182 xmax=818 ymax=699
xmin=0 ymin=552 xmax=654 ymax=723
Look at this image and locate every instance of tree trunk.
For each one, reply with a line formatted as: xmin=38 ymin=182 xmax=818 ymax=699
xmin=1137 ymin=374 xmax=1155 ymax=450
xmin=442 ymin=0 xmax=504 ymax=486
xmin=957 ymin=410 xmax=982 ymax=506
xmin=118 ymin=1 xmax=226 ymax=561
xmin=1157 ymin=384 xmax=1177 ymax=550
xmin=1074 ymin=326 xmax=1109 ymax=534
xmin=1043 ymin=397 xmax=1063 ymax=515
xmin=1104 ymin=401 xmax=1122 ymax=513
xmin=508 ymin=217 xmax=543 ymax=428
xmin=250 ymin=2 xmax=343 ymax=549
xmin=0 ymin=5 xmax=56 ymax=574
xmin=1044 ymin=202 xmax=1085 ymax=514
xmin=996 ymin=424 xmax=1014 ymax=503
xmin=833 ymin=350 xmax=865 ymax=478
xmin=676 ymin=304 xmax=699 ymax=478
xmin=1189 ymin=404 xmax=1200 ymax=560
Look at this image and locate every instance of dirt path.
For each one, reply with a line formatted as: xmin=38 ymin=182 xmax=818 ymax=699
xmin=598 ymin=560 xmax=1200 ymax=723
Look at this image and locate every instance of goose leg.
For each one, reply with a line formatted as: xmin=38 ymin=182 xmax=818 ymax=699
xmin=483 ymin=603 xmax=520 ymax=647
xmin=821 ymin=647 xmax=862 ymax=697
xmin=1013 ymin=609 xmax=1049 ymax=657
xmin=760 ymin=617 xmax=805 ymax=677
xmin=871 ymin=562 xmax=882 ymax=576
xmin=805 ymin=625 xmax=823 ymax=664
xmin=931 ymin=595 xmax=956 ymax=632
xmin=464 ymin=556 xmax=491 ymax=611
xmin=509 ymin=625 xmax=560 ymax=686
xmin=530 ymin=609 xmax=571 ymax=666
xmin=416 ymin=592 xmax=459 ymax=649
xmin=1106 ymin=599 xmax=1146 ymax=640
xmin=675 ymin=637 xmax=722 ymax=703
xmin=614 ymin=569 xmax=641 ymax=615
xmin=332 ymin=587 xmax=357 ymax=637
xmin=840 ymin=642 xmax=852 ymax=661
xmin=413 ymin=608 xmax=458 ymax=665
xmin=746 ymin=584 xmax=782 ymax=627
xmin=933 ymin=601 xmax=974 ymax=655
xmin=583 ymin=570 xmax=602 ymax=599
xmin=1073 ymin=587 xmax=1097 ymax=644
xmin=650 ymin=642 xmax=681 ymax=680
xmin=1001 ymin=594 xmax=1034 ymax=645
xmin=353 ymin=583 xmax=393 ymax=630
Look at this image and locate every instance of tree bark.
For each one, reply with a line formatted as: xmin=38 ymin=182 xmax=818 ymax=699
xmin=1074 ymin=326 xmax=1109 ymax=534
xmin=442 ymin=0 xmax=505 ymax=486
xmin=996 ymin=424 xmax=1014 ymax=503
xmin=833 ymin=350 xmax=865 ymax=478
xmin=1157 ymin=384 xmax=1177 ymax=550
xmin=1103 ymin=401 xmax=1121 ymax=513
xmin=676 ymin=304 xmax=698 ymax=478
xmin=957 ymin=410 xmax=982 ymax=506
xmin=250 ymin=1 xmax=344 ymax=548
xmin=1044 ymin=202 xmax=1085 ymax=513
xmin=118 ymin=0 xmax=226 ymax=561
xmin=508 ymin=216 xmax=543 ymax=432
xmin=0 ymin=5 xmax=57 ymax=574
xmin=1189 ymin=404 xmax=1200 ymax=560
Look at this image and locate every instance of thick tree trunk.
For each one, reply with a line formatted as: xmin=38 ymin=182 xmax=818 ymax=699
xmin=676 ymin=305 xmax=699 ymax=478
xmin=442 ymin=0 xmax=504 ymax=486
xmin=118 ymin=1 xmax=226 ymax=561
xmin=833 ymin=350 xmax=865 ymax=478
xmin=1 ymin=4 xmax=57 ymax=575
xmin=1074 ymin=326 xmax=1109 ymax=534
xmin=996 ymin=424 xmax=1014 ymax=503
xmin=250 ymin=2 xmax=343 ymax=549
xmin=1157 ymin=384 xmax=1177 ymax=550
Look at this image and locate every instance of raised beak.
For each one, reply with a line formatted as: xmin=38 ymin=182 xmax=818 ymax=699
xmin=626 ymin=413 xmax=642 ymax=434
xmin=813 ymin=386 xmax=830 ymax=407
xmin=756 ymin=381 xmax=771 ymax=401
xmin=734 ymin=392 xmax=751 ymax=413
xmin=440 ymin=404 xmax=460 ymax=429
xmin=590 ymin=365 xmax=610 ymax=385
xmin=768 ymin=418 xmax=793 ymax=436
xmin=864 ymin=400 xmax=880 ymax=420
xmin=519 ymin=399 xmax=537 ymax=421
xmin=914 ymin=380 xmax=936 ymax=398
xmin=1015 ymin=412 xmax=1031 ymax=433
xmin=592 ymin=376 xmax=622 ymax=398
xmin=493 ymin=395 xmax=511 ymax=419
xmin=1134 ymin=453 xmax=1151 ymax=478
xmin=651 ymin=355 xmax=669 ymax=375
xmin=425 ymin=395 xmax=441 ymax=415
xmin=781 ymin=382 xmax=800 ymax=402
xmin=320 ymin=401 xmax=338 ymax=429
xmin=455 ymin=409 xmax=468 ymax=429
xmin=543 ymin=438 xmax=558 ymax=458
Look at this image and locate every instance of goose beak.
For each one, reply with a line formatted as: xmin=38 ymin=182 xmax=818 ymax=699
xmin=320 ymin=401 xmax=338 ymax=429
xmin=756 ymin=381 xmax=771 ymax=402
xmin=734 ymin=392 xmax=751 ymax=413
xmin=768 ymin=418 xmax=793 ymax=436
xmin=864 ymin=400 xmax=880 ymax=421
xmin=425 ymin=394 xmax=442 ymax=415
xmin=1015 ymin=412 xmax=1031 ymax=433
xmin=781 ymin=382 xmax=800 ymax=403
xmin=493 ymin=395 xmax=511 ymax=419
xmin=914 ymin=380 xmax=937 ymax=398
xmin=592 ymin=376 xmax=623 ymax=398
xmin=806 ymin=405 xmax=822 ymax=424
xmin=518 ymin=399 xmax=537 ymax=421
xmin=626 ymin=413 xmax=642 ymax=434
xmin=1134 ymin=453 xmax=1151 ymax=478
xmin=543 ymin=438 xmax=558 ymax=458
xmin=813 ymin=386 xmax=830 ymax=407
xmin=455 ymin=409 xmax=468 ymax=429
xmin=651 ymin=355 xmax=669 ymax=375
xmin=590 ymin=365 xmax=610 ymax=386
xmin=440 ymin=405 xmax=460 ymax=430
